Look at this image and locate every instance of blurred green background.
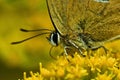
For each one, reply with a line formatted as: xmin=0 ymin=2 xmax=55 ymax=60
xmin=0 ymin=0 xmax=55 ymax=80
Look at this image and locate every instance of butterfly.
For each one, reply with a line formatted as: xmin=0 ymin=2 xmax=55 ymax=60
xmin=12 ymin=0 xmax=120 ymax=57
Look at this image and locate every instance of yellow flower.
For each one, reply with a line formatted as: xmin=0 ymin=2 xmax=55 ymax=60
xmin=23 ymin=48 xmax=120 ymax=80
xmin=95 ymin=71 xmax=115 ymax=80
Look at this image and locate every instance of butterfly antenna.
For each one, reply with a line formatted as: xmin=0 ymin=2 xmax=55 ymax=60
xmin=20 ymin=28 xmax=52 ymax=32
xmin=11 ymin=32 xmax=50 ymax=44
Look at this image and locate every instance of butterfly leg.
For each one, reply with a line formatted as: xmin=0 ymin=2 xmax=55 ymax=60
xmin=101 ymin=46 xmax=109 ymax=54
xmin=68 ymin=40 xmax=86 ymax=57
xmin=64 ymin=46 xmax=69 ymax=56
xmin=64 ymin=46 xmax=72 ymax=61
xmin=91 ymin=45 xmax=109 ymax=54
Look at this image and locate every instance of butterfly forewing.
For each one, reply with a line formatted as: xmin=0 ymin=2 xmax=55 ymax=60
xmin=84 ymin=0 xmax=120 ymax=41
xmin=47 ymin=0 xmax=89 ymax=35
xmin=47 ymin=0 xmax=69 ymax=35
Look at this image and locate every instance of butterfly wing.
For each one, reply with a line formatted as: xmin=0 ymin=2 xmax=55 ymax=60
xmin=46 ymin=0 xmax=87 ymax=35
xmin=46 ymin=0 xmax=68 ymax=35
xmin=84 ymin=0 xmax=120 ymax=41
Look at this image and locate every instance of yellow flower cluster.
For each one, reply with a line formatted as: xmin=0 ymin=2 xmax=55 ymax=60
xmin=23 ymin=50 xmax=120 ymax=80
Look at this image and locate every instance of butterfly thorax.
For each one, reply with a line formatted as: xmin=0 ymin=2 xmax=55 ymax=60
xmin=59 ymin=32 xmax=89 ymax=53
xmin=60 ymin=32 xmax=105 ymax=54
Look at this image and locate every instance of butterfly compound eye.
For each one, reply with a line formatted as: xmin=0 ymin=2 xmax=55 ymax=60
xmin=49 ymin=32 xmax=60 ymax=46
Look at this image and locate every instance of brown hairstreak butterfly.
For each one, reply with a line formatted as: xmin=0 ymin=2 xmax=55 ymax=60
xmin=11 ymin=0 xmax=120 ymax=57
